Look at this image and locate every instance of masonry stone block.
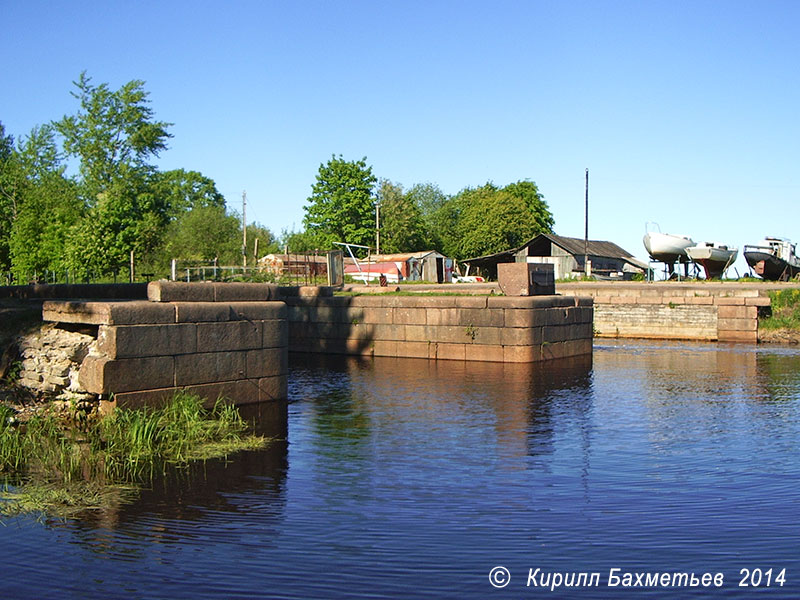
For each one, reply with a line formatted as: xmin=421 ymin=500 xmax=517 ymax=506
xmin=197 ymin=321 xmax=263 ymax=352
xmin=715 ymin=296 xmax=746 ymax=305
xmin=458 ymin=308 xmax=504 ymax=327
xmin=498 ymin=262 xmax=555 ymax=296
xmin=745 ymin=296 xmax=771 ymax=307
xmin=79 ymin=354 xmax=175 ymax=394
xmin=395 ymin=340 xmax=436 ymax=359
xmin=436 ymin=343 xmax=466 ymax=361
xmin=394 ymin=307 xmax=428 ymax=325
xmin=361 ymin=307 xmax=394 ymax=324
xmin=454 ymin=296 xmax=489 ymax=308
xmin=718 ymin=317 xmax=757 ymax=332
xmin=373 ymin=340 xmax=399 ymax=357
xmin=464 ymin=344 xmax=504 ymax=362
xmin=212 ymin=282 xmax=276 ymax=302
xmin=175 ymin=351 xmax=246 ymax=386
xmin=718 ymin=305 xmax=755 ymax=320
xmin=246 ymin=347 xmax=288 ymax=378
xmin=503 ymin=345 xmax=540 ymax=362
xmin=44 ymin=300 xmax=176 ymax=325
xmin=502 ymin=327 xmax=543 ymax=346
xmin=98 ymin=323 xmax=197 ymax=358
xmin=258 ymin=375 xmax=289 ymax=402
xmin=148 ymin=281 xmax=215 ymax=302
xmin=175 ymin=302 xmax=235 ymax=323
xmin=263 ymin=320 xmax=289 ymax=348
xmin=719 ymin=329 xmax=758 ymax=343
xmin=426 ymin=307 xmax=460 ymax=326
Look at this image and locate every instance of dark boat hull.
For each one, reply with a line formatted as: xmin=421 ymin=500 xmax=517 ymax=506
xmin=744 ymin=250 xmax=800 ymax=280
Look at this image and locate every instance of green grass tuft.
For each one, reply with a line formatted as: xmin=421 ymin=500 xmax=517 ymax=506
xmin=760 ymin=290 xmax=800 ymax=331
xmin=0 ymin=392 xmax=272 ymax=518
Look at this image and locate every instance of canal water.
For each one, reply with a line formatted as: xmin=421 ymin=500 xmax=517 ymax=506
xmin=2 ymin=341 xmax=799 ymax=599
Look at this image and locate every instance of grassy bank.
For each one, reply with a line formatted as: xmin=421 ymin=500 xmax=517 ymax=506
xmin=760 ymin=289 xmax=800 ymax=331
xmin=759 ymin=290 xmax=800 ymax=343
xmin=0 ymin=392 xmax=271 ymax=518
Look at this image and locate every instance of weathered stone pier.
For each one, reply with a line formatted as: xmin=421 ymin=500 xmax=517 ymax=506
xmin=6 ymin=277 xmax=593 ymax=408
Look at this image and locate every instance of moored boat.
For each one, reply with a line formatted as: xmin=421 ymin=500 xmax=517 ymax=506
xmin=744 ymin=237 xmax=800 ymax=281
xmin=686 ymin=242 xmax=738 ymax=279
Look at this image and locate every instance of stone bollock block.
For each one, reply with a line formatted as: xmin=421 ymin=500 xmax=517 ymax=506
xmin=498 ymin=262 xmax=555 ymax=296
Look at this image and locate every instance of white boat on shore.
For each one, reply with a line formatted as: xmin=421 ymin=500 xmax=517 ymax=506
xmin=686 ymin=242 xmax=738 ymax=279
xmin=643 ymin=224 xmax=694 ymax=276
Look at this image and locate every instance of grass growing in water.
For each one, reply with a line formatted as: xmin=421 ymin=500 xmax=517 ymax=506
xmin=0 ymin=392 xmax=270 ymax=518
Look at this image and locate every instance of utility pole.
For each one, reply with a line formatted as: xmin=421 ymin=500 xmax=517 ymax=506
xmin=375 ymin=201 xmax=381 ymax=255
xmin=242 ymin=190 xmax=247 ymax=270
xmin=584 ymin=168 xmax=590 ymax=278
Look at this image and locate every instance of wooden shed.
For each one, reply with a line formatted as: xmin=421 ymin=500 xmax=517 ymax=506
xmin=462 ymin=233 xmax=649 ymax=280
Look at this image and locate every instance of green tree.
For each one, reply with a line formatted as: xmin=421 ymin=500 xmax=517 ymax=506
xmin=453 ymin=184 xmax=540 ymax=259
xmin=64 ymin=169 xmax=163 ymax=280
xmin=406 ymin=182 xmax=453 ymax=253
xmin=162 ymin=205 xmax=241 ymax=264
xmin=0 ymin=122 xmax=17 ymax=272
xmin=53 ymin=73 xmax=174 ymax=277
xmin=279 ymin=227 xmax=327 ymax=254
xmin=503 ymin=180 xmax=553 ymax=234
xmin=303 ymin=155 xmax=377 ymax=249
xmin=151 ymin=168 xmax=226 ymax=220
xmin=4 ymin=125 xmax=82 ymax=281
xmin=55 ymin=72 xmax=172 ymax=198
xmin=377 ymin=179 xmax=426 ymax=253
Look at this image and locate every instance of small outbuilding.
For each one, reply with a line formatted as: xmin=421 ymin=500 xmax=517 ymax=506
xmin=350 ymin=251 xmax=455 ymax=283
xmin=462 ymin=233 xmax=649 ymax=280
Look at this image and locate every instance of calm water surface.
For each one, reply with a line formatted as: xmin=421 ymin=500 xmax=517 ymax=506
xmin=2 ymin=341 xmax=799 ymax=599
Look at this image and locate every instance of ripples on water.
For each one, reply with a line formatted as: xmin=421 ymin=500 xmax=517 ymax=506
xmin=2 ymin=341 xmax=799 ymax=599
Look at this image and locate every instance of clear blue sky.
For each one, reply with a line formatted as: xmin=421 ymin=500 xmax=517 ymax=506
xmin=3 ymin=0 xmax=799 ymax=273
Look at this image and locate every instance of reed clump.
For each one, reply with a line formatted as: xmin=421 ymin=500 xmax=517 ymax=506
xmin=0 ymin=392 xmax=270 ymax=517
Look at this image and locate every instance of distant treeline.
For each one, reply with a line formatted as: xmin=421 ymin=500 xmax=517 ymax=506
xmin=1 ymin=74 xmax=555 ymax=283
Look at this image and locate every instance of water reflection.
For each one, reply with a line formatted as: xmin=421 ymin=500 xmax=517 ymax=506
xmin=2 ymin=343 xmax=800 ymax=599
xmin=290 ymin=352 xmax=594 ymax=466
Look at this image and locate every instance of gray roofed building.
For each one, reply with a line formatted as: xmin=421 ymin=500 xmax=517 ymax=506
xmin=462 ymin=233 xmax=650 ymax=280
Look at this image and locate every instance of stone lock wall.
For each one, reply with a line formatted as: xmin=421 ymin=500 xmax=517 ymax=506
xmin=286 ymin=294 xmax=594 ymax=363
xmin=42 ymin=283 xmax=288 ymax=409
xmin=558 ymin=282 xmax=769 ymax=343
xmin=31 ymin=281 xmax=594 ymax=408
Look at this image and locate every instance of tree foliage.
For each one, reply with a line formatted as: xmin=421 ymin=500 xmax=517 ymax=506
xmin=377 ymin=179 xmax=426 ymax=254
xmin=303 ymin=155 xmax=377 ymax=249
xmin=0 ymin=76 xmax=279 ymax=283
xmin=55 ymin=72 xmax=172 ymax=198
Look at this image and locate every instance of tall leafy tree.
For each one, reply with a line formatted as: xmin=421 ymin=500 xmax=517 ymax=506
xmin=2 ymin=125 xmax=81 ymax=280
xmin=151 ymin=168 xmax=226 ymax=220
xmin=0 ymin=122 xmax=16 ymax=272
xmin=503 ymin=180 xmax=553 ymax=234
xmin=377 ymin=179 xmax=426 ymax=253
xmin=162 ymin=205 xmax=242 ymax=264
xmin=55 ymin=72 xmax=172 ymax=198
xmin=53 ymin=73 xmax=173 ymax=277
xmin=303 ymin=155 xmax=377 ymax=250
xmin=453 ymin=184 xmax=540 ymax=259
xmin=406 ymin=182 xmax=452 ymax=253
